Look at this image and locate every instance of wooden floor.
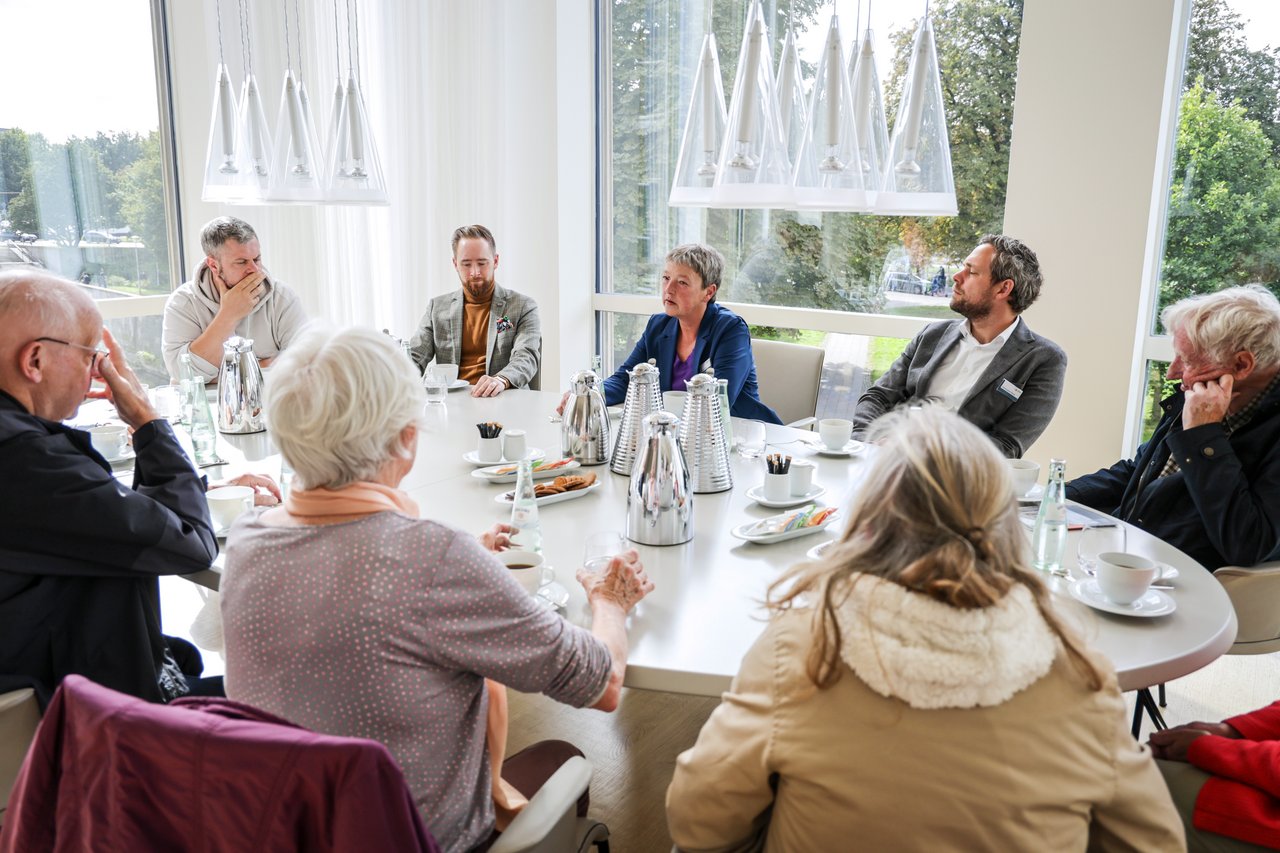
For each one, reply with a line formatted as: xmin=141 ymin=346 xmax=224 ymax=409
xmin=505 ymin=687 xmax=719 ymax=853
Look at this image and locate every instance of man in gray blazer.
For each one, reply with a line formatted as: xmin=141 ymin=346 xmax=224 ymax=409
xmin=409 ymin=224 xmax=541 ymax=397
xmin=852 ymin=234 xmax=1066 ymax=458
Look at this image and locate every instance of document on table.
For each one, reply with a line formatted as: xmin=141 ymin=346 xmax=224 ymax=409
xmin=1019 ymin=503 xmax=1118 ymax=531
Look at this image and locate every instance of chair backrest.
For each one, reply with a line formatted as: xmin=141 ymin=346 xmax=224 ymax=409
xmin=0 ymin=688 xmax=40 ymax=828
xmin=1214 ymin=561 xmax=1280 ymax=654
xmin=750 ymin=338 xmax=825 ymax=425
xmin=1 ymin=676 xmax=438 ymax=853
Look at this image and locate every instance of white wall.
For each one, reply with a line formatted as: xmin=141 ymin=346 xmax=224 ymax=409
xmin=1004 ymin=0 xmax=1188 ymax=475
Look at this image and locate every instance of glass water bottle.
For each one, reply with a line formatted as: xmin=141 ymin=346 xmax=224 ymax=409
xmin=1031 ymin=458 xmax=1069 ymax=575
xmin=179 ymin=354 xmax=218 ymax=466
xmin=716 ymin=377 xmax=734 ymax=450
xmin=510 ymin=458 xmax=543 ymax=553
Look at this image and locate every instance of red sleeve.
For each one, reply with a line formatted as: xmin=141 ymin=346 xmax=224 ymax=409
xmin=1188 ymin=735 xmax=1280 ymax=798
xmin=1226 ymin=701 xmax=1280 ymax=741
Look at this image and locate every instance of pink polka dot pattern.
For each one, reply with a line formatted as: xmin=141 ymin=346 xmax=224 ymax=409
xmin=220 ymin=510 xmax=611 ymax=852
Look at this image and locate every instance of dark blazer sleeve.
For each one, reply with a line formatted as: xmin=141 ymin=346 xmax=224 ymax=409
xmin=603 ymin=315 xmax=662 ymax=406
xmin=1066 ymin=457 xmax=1139 ymax=514
xmin=852 ymin=330 xmax=925 ymax=435
xmin=707 ymin=312 xmax=755 ymax=408
xmin=0 ymin=420 xmax=217 ymax=579
xmin=984 ymin=337 xmax=1067 ymax=459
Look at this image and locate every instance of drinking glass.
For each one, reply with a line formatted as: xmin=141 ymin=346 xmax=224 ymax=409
xmin=423 ymin=370 xmax=448 ymax=404
xmin=1078 ymin=525 xmax=1127 ymax=574
xmin=738 ymin=420 xmax=766 ymax=459
xmin=149 ymin=384 xmax=183 ymax=422
xmin=583 ymin=531 xmax=625 ymax=574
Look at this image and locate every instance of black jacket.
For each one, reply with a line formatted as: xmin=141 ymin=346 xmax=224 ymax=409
xmin=1067 ymin=382 xmax=1280 ymax=571
xmin=0 ymin=391 xmax=217 ymax=702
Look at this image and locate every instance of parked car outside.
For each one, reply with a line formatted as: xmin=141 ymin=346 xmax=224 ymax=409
xmin=882 ymin=271 xmax=927 ymax=295
xmin=80 ymin=230 xmax=120 ymax=244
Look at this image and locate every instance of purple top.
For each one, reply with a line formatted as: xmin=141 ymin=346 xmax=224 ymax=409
xmin=220 ymin=510 xmax=612 ymax=853
xmin=671 ymin=351 xmax=696 ymax=391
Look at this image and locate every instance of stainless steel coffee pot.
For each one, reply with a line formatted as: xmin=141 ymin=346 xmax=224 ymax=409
xmin=217 ymin=336 xmax=266 ymax=434
xmin=626 ymin=411 xmax=693 ymax=546
xmin=561 ymin=369 xmax=610 ymax=465
xmin=609 ymin=359 xmax=663 ymax=476
xmin=679 ymin=371 xmax=733 ymax=493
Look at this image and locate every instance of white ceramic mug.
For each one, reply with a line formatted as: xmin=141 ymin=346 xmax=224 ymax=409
xmin=1095 ymin=552 xmax=1158 ymax=605
xmin=206 ymin=485 xmax=255 ymax=531
xmin=663 ymin=391 xmax=687 ymax=416
xmin=477 ymin=435 xmax=503 ymax=463
xmin=789 ymin=460 xmax=815 ymax=496
xmin=88 ymin=424 xmax=128 ymax=459
xmin=434 ymin=362 xmax=460 ymax=384
xmin=503 ymin=429 xmax=528 ymax=461
xmin=763 ymin=471 xmax=790 ymax=502
xmin=818 ymin=418 xmax=853 ymax=450
xmin=499 ymin=550 xmax=554 ymax=594
xmin=1007 ymin=459 xmax=1040 ymax=497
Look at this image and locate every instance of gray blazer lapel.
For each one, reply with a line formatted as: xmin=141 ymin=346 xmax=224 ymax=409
xmin=961 ymin=319 xmax=1029 ymax=407
xmin=487 ymin=286 xmax=509 ymax=369
xmin=446 ymin=292 xmax=463 ymax=363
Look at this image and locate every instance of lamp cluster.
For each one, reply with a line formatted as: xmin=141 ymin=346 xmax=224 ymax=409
xmin=670 ymin=0 xmax=955 ymax=216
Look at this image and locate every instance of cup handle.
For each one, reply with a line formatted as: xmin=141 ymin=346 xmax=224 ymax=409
xmin=540 ymin=566 xmax=555 ymax=587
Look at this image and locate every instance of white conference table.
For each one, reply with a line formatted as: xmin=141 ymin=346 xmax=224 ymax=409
xmin=193 ymin=387 xmax=1237 ymax=696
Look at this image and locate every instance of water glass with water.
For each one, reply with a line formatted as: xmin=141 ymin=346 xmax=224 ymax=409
xmin=738 ymin=420 xmax=766 ymax=459
xmin=583 ymin=531 xmax=625 ymax=573
xmin=423 ymin=369 xmax=448 ymax=404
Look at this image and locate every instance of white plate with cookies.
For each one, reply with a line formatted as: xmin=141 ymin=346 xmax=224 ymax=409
xmin=495 ymin=474 xmax=601 ymax=506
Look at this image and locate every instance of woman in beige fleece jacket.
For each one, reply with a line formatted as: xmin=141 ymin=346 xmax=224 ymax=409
xmin=667 ymin=406 xmax=1184 ymax=852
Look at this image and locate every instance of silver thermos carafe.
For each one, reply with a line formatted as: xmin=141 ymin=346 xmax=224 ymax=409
xmin=561 ymin=369 xmax=611 ymax=465
xmin=610 ymin=359 xmax=663 ymax=476
xmin=679 ymin=371 xmax=733 ymax=493
xmin=217 ymin=336 xmax=266 ymax=434
xmin=626 ymin=411 xmax=693 ymax=546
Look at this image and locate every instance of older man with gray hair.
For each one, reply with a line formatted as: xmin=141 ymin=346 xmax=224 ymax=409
xmin=851 ymin=234 xmax=1067 ymax=459
xmin=1069 ymin=284 xmax=1280 ymax=570
xmin=162 ymin=215 xmax=308 ymax=382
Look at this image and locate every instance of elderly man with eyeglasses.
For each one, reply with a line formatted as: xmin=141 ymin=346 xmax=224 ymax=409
xmin=0 ymin=269 xmax=230 ymax=705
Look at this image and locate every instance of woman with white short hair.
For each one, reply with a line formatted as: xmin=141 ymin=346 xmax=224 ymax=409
xmin=220 ymin=325 xmax=652 ymax=852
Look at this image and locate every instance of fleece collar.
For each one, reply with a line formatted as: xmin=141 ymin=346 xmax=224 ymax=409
xmin=833 ymin=573 xmax=1057 ymax=709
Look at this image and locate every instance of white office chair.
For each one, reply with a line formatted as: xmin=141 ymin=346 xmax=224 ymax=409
xmin=0 ymin=688 xmax=41 ymax=828
xmin=1214 ymin=561 xmax=1280 ymax=654
xmin=750 ymin=338 xmax=826 ymax=428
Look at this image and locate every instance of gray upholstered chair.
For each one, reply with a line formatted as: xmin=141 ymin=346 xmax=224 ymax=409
xmin=750 ymin=338 xmax=826 ymax=427
xmin=0 ymin=688 xmax=41 ymax=828
xmin=1214 ymin=560 xmax=1280 ymax=654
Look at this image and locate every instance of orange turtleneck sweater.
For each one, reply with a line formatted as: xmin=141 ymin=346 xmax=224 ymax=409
xmin=459 ymin=281 xmax=494 ymax=384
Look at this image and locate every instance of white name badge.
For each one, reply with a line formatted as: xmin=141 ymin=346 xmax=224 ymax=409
xmin=998 ymin=379 xmax=1023 ymax=401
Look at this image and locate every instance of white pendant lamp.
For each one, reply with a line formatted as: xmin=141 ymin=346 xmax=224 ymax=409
xmin=267 ymin=0 xmax=323 ymax=202
xmin=711 ymin=0 xmax=792 ymax=209
xmin=877 ymin=7 xmax=956 ymax=215
xmin=792 ymin=11 xmax=866 ymax=211
xmin=201 ymin=1 xmax=244 ymax=202
xmin=324 ymin=0 xmax=388 ymax=205
xmin=775 ymin=28 xmax=808 ymax=172
xmin=669 ymin=25 xmax=729 ymax=207
xmin=236 ymin=71 xmax=274 ymax=202
xmin=849 ymin=21 xmax=891 ymax=192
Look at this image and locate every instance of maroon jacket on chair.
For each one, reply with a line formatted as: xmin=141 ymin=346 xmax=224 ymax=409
xmin=0 ymin=675 xmax=439 ymax=852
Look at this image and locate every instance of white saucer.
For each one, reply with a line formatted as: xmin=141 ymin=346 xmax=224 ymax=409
xmin=447 ymin=379 xmax=470 ymax=391
xmin=462 ymin=447 xmax=546 ymax=467
xmin=812 ymin=440 xmax=864 ymax=457
xmin=1068 ymin=578 xmax=1176 ymax=618
xmin=104 ymin=446 xmax=136 ymax=465
xmin=535 ymin=581 xmax=570 ymax=611
xmin=745 ymin=484 xmax=826 ymax=509
xmin=1016 ymin=484 xmax=1044 ymax=504
xmin=805 ymin=539 xmax=836 ymax=561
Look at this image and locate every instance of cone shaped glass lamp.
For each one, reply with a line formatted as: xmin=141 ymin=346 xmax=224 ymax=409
xmin=850 ymin=26 xmax=891 ymax=193
xmin=792 ymin=13 xmax=866 ymax=211
xmin=711 ymin=0 xmax=792 ymax=209
xmin=267 ymin=70 xmax=325 ymax=202
xmin=234 ymin=73 xmax=274 ymax=203
xmin=201 ymin=63 xmax=244 ymax=202
xmin=877 ymin=14 xmax=956 ymax=215
xmin=670 ymin=32 xmax=729 ymax=207
xmin=775 ymin=28 xmax=808 ymax=171
xmin=325 ymin=72 xmax=389 ymax=204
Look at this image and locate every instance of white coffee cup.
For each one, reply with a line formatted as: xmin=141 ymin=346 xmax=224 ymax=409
xmin=434 ymin=362 xmax=460 ymax=384
xmin=206 ymin=485 xmax=254 ymax=531
xmin=499 ymin=550 xmax=554 ymax=594
xmin=789 ymin=459 xmax=815 ymax=496
xmin=763 ymin=471 xmax=790 ymax=502
xmin=663 ymin=390 xmax=687 ymax=416
xmin=818 ymin=418 xmax=853 ymax=450
xmin=1007 ymin=459 xmax=1040 ymax=497
xmin=503 ymin=429 xmax=528 ymax=461
xmin=1095 ymin=552 xmax=1158 ymax=605
xmin=477 ymin=435 xmax=503 ymax=463
xmin=88 ymin=424 xmax=128 ymax=459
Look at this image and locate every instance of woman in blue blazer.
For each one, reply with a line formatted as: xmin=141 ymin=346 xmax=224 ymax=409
xmin=603 ymin=244 xmax=781 ymax=424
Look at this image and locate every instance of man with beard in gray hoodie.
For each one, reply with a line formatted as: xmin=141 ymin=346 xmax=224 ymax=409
xmin=162 ymin=216 xmax=308 ymax=382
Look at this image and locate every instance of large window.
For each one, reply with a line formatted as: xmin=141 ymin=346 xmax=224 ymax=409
xmin=0 ymin=0 xmax=179 ymax=387
xmin=597 ymin=0 xmax=1024 ymax=417
xmin=1135 ymin=0 xmax=1280 ymax=440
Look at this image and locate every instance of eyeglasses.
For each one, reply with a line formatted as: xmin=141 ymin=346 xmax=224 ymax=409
xmin=34 ymin=336 xmax=109 ymax=369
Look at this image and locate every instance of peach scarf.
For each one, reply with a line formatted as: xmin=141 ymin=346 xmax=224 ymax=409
xmin=284 ymin=482 xmax=529 ymax=826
